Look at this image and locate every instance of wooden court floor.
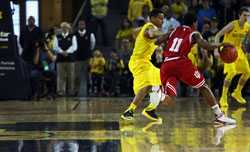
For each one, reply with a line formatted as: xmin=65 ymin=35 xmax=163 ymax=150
xmin=0 ymin=97 xmax=249 ymax=152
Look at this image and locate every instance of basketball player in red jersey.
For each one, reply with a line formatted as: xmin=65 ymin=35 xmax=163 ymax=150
xmin=154 ymin=12 xmax=236 ymax=124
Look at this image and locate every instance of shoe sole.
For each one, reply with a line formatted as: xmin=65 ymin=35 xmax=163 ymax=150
xmin=121 ymin=115 xmax=134 ymax=121
xmin=214 ymin=120 xmax=236 ymax=125
xmin=142 ymin=110 xmax=162 ymax=122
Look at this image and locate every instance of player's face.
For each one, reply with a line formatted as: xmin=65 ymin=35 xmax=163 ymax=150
xmin=239 ymin=11 xmax=249 ymax=23
xmin=152 ymin=13 xmax=164 ymax=28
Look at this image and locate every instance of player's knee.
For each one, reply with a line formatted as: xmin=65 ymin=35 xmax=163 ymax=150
xmin=225 ymin=71 xmax=237 ymax=81
xmin=242 ymin=71 xmax=250 ymax=80
xmin=199 ymin=83 xmax=209 ymax=92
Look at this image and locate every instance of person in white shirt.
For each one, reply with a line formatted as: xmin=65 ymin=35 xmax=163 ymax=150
xmin=53 ymin=22 xmax=77 ymax=96
xmin=74 ymin=20 xmax=96 ymax=97
xmin=161 ymin=8 xmax=180 ymax=33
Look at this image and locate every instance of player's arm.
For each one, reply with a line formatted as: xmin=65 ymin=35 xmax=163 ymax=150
xmin=154 ymin=28 xmax=174 ymax=45
xmin=144 ymin=25 xmax=163 ymax=39
xmin=133 ymin=27 xmax=142 ymax=39
xmin=247 ymin=26 xmax=250 ymax=43
xmin=193 ymin=33 xmax=233 ymax=50
xmin=214 ymin=22 xmax=235 ymax=57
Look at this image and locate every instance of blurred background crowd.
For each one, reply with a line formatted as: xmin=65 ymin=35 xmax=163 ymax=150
xmin=15 ymin=0 xmax=250 ymax=99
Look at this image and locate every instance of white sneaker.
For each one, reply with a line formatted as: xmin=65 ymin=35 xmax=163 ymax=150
xmin=150 ymin=85 xmax=162 ymax=106
xmin=213 ymin=124 xmax=236 ymax=145
xmin=214 ymin=113 xmax=237 ymax=125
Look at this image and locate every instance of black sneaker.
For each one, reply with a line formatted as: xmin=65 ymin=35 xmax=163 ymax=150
xmin=121 ymin=109 xmax=134 ymax=120
xmin=142 ymin=109 xmax=162 ymax=122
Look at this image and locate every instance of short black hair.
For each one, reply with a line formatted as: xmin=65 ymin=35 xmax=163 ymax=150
xmin=239 ymin=7 xmax=249 ymax=15
xmin=149 ymin=9 xmax=163 ymax=20
xmin=110 ymin=48 xmax=117 ymax=54
xmin=183 ymin=12 xmax=197 ymax=27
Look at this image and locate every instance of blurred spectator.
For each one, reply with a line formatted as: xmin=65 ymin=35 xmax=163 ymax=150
xmin=171 ymin=0 xmax=188 ymax=20
xmin=74 ymin=20 xmax=96 ymax=97
xmin=189 ymin=0 xmax=202 ymax=14
xmin=115 ymin=18 xmax=134 ymax=50
xmin=30 ymin=38 xmax=57 ymax=100
xmin=49 ymin=25 xmax=61 ymax=49
xmin=161 ymin=8 xmax=180 ymax=33
xmin=178 ymin=6 xmax=188 ymax=25
xmin=118 ymin=38 xmax=133 ymax=66
xmin=90 ymin=0 xmax=110 ymax=46
xmin=20 ymin=16 xmax=44 ymax=73
xmin=197 ymin=0 xmax=216 ymax=32
xmin=138 ymin=5 xmax=151 ymax=23
xmin=201 ymin=23 xmax=210 ymax=36
xmin=118 ymin=38 xmax=133 ymax=95
xmin=151 ymin=46 xmax=164 ymax=68
xmin=105 ymin=49 xmax=125 ymax=96
xmin=203 ymin=17 xmax=219 ymax=42
xmin=160 ymin=4 xmax=169 ymax=16
xmin=53 ymin=22 xmax=77 ymax=97
xmin=215 ymin=0 xmax=240 ymax=30
xmin=89 ymin=49 xmax=106 ymax=96
xmin=137 ymin=19 xmax=146 ymax=27
xmin=197 ymin=47 xmax=213 ymax=89
xmin=127 ymin=0 xmax=153 ymax=24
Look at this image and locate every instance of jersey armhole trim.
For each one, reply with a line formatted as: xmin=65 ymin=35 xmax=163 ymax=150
xmin=169 ymin=27 xmax=177 ymax=39
xmin=189 ymin=32 xmax=196 ymax=44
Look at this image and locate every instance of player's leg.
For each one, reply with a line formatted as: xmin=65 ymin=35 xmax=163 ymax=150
xmin=121 ymin=63 xmax=162 ymax=121
xmin=177 ymin=58 xmax=236 ymax=124
xmin=142 ymin=66 xmax=163 ymax=121
xmin=121 ymin=85 xmax=152 ymax=120
xmin=199 ymin=84 xmax=236 ymax=124
xmin=231 ymin=57 xmax=250 ymax=104
xmin=220 ymin=63 xmax=237 ymax=107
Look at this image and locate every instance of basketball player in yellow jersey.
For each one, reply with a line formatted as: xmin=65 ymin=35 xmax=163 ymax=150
xmin=121 ymin=9 xmax=165 ymax=121
xmin=214 ymin=7 xmax=250 ymax=107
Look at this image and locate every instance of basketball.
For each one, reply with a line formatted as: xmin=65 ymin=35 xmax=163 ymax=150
xmin=220 ymin=46 xmax=238 ymax=63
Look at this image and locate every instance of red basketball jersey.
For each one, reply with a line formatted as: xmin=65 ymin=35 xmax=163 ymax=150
xmin=164 ymin=26 xmax=196 ymax=58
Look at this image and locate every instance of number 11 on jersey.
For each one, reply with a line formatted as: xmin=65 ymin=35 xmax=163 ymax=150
xmin=169 ymin=38 xmax=183 ymax=52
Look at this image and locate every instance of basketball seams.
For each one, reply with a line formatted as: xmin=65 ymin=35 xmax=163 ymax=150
xmin=220 ymin=46 xmax=237 ymax=63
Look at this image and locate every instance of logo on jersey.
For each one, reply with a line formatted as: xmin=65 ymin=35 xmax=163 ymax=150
xmin=194 ymin=71 xmax=200 ymax=79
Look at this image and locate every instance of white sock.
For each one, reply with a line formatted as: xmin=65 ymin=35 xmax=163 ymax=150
xmin=212 ymin=104 xmax=223 ymax=116
xmin=160 ymin=93 xmax=166 ymax=101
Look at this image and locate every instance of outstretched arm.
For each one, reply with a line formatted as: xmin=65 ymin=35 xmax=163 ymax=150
xmin=193 ymin=32 xmax=233 ymax=50
xmin=154 ymin=28 xmax=174 ymax=45
xmin=214 ymin=22 xmax=235 ymax=57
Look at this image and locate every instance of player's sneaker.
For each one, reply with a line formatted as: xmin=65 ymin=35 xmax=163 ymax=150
xmin=214 ymin=112 xmax=237 ymax=125
xmin=231 ymin=90 xmax=246 ymax=104
xmin=219 ymin=96 xmax=228 ymax=107
xmin=142 ymin=109 xmax=162 ymax=122
xmin=121 ymin=109 xmax=134 ymax=120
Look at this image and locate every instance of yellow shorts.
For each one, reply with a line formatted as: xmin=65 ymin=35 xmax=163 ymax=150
xmin=129 ymin=57 xmax=161 ymax=95
xmin=224 ymin=48 xmax=250 ymax=74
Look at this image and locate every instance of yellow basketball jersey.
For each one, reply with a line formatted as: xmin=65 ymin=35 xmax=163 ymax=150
xmin=222 ymin=20 xmax=249 ymax=52
xmin=132 ymin=22 xmax=158 ymax=60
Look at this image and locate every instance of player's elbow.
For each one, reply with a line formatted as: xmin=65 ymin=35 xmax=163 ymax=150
xmin=154 ymin=38 xmax=163 ymax=45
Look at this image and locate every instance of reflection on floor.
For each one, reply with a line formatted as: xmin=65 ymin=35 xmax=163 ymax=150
xmin=0 ymin=97 xmax=249 ymax=152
